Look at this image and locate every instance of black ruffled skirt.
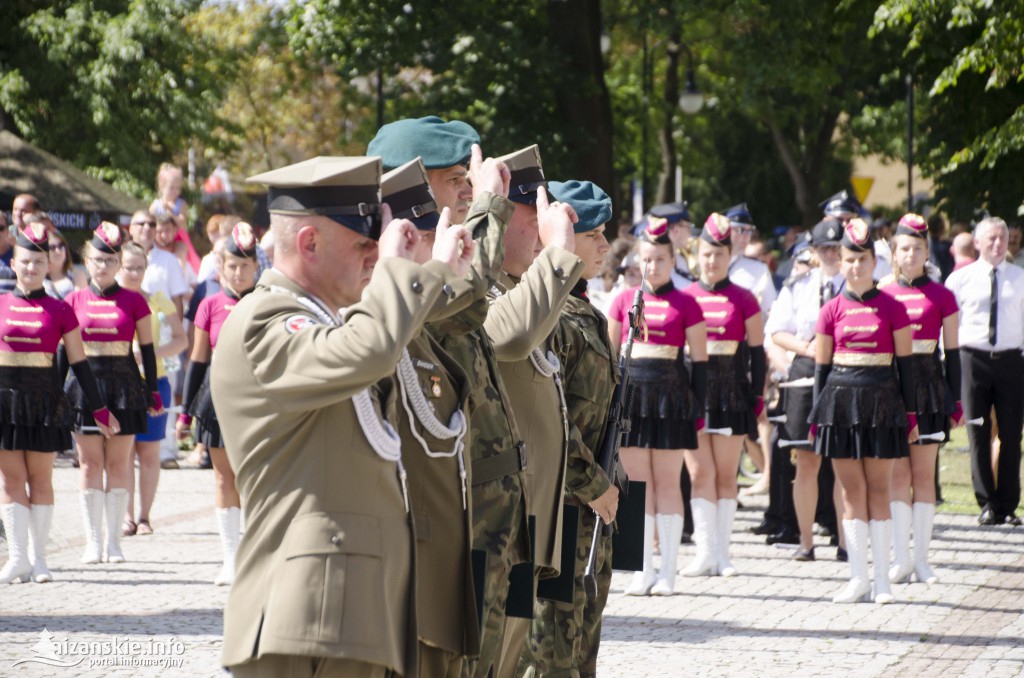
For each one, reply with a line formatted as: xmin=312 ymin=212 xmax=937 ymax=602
xmin=911 ymin=351 xmax=952 ymax=444
xmin=0 ymin=365 xmax=73 ymax=452
xmin=623 ymin=357 xmax=700 ymax=450
xmin=188 ymin=370 xmax=224 ymax=448
xmin=809 ymin=365 xmax=909 ymax=460
xmin=707 ymin=354 xmax=758 ymax=439
xmin=66 ymin=355 xmax=149 ymax=436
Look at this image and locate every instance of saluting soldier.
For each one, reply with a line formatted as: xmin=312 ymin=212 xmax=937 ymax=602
xmin=212 ymin=156 xmax=470 ymax=678
xmin=380 ymin=156 xmax=509 ymax=677
xmin=516 ymin=180 xmax=621 ymax=677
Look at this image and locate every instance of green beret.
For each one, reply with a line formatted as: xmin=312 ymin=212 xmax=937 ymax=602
xmin=548 ymin=180 xmax=612 ymax=233
xmin=367 ymin=116 xmax=480 ymax=171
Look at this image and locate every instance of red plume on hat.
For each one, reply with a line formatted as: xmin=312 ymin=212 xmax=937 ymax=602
xmin=16 ymin=222 xmax=49 ymax=252
xmin=639 ymin=216 xmax=671 ymax=245
xmin=843 ymin=218 xmax=871 ymax=248
xmin=896 ymin=213 xmax=928 ymax=238
xmin=226 ymin=221 xmax=259 ymax=259
xmin=91 ymin=221 xmax=124 ymax=254
xmin=701 ymin=212 xmax=732 ymax=245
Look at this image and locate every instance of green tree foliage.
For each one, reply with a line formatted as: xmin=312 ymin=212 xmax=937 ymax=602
xmin=871 ymin=0 xmax=1024 ymax=219
xmin=0 ymin=0 xmax=227 ymax=197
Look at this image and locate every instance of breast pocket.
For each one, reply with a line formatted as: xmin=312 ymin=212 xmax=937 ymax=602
xmin=263 ymin=512 xmax=384 ymax=647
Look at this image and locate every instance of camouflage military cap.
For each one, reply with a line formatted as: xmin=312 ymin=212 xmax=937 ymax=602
xmin=247 ymin=156 xmax=383 ymax=239
xmin=548 ymin=180 xmax=611 ymax=234
xmin=381 ymin=157 xmax=440 ymax=231
xmin=496 ymin=145 xmax=546 ymax=206
xmin=367 ymin=116 xmax=480 ymax=171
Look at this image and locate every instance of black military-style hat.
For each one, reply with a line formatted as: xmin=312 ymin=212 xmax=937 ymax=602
xmin=496 ymin=145 xmax=546 ymax=206
xmin=723 ymin=203 xmax=754 ymax=227
xmin=16 ymin=220 xmax=49 ymax=253
xmin=91 ymin=221 xmax=123 ymax=254
xmin=649 ymin=201 xmax=692 ymax=224
xmin=820 ymin=190 xmax=862 ymax=219
xmin=809 ymin=217 xmax=843 ymax=247
xmin=895 ymin=213 xmax=928 ymax=239
xmin=225 ymin=222 xmax=259 ymax=259
xmin=381 ymin=158 xmax=440 ymax=231
xmin=840 ymin=217 xmax=873 ymax=253
xmin=247 ymin=156 xmax=383 ymax=240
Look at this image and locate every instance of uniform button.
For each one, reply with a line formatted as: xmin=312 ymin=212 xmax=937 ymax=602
xmin=330 ymin=535 xmax=342 ymax=545
xmin=411 ymin=281 xmax=424 ymax=293
xmin=554 ymin=267 xmax=564 ymax=277
xmin=442 ymin=283 xmax=454 ymax=298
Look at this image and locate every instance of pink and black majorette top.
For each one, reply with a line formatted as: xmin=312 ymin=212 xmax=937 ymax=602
xmin=195 ymin=289 xmax=249 ymax=349
xmin=682 ymin=279 xmax=760 ymax=343
xmin=66 ymin=283 xmax=150 ymax=350
xmin=15 ymin=222 xmax=49 ymax=253
xmin=880 ymin=277 xmax=958 ymax=343
xmin=700 ymin=212 xmax=732 ymax=247
xmin=224 ymin=222 xmax=259 ymax=259
xmin=608 ymin=283 xmax=703 ymax=348
xmin=817 ymin=288 xmax=911 ymax=358
xmin=0 ymin=288 xmax=78 ymax=358
xmin=895 ymin=213 xmax=928 ymax=239
xmin=91 ymin=221 xmax=124 ymax=254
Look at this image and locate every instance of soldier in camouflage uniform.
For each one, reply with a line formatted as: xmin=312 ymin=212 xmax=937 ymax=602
xmin=517 ymin=180 xmax=621 ymax=678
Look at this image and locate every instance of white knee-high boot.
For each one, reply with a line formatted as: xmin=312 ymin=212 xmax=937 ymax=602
xmin=683 ymin=498 xmax=718 ymax=577
xmin=717 ymin=499 xmax=738 ymax=577
xmin=80 ymin=490 xmax=104 ymax=564
xmin=832 ymin=519 xmax=870 ymax=603
xmin=0 ymin=503 xmax=32 ymax=584
xmin=28 ymin=504 xmax=54 ymax=583
xmin=104 ymin=489 xmax=129 ymax=563
xmin=651 ymin=513 xmax=684 ymax=595
xmin=913 ymin=502 xmax=938 ymax=584
xmin=889 ymin=501 xmax=913 ymax=583
xmin=625 ymin=514 xmax=657 ymax=596
xmin=215 ymin=507 xmax=240 ymax=586
xmin=871 ymin=519 xmax=895 ymax=604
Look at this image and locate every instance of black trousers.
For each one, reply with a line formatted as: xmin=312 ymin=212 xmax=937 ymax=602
xmin=962 ymin=347 xmax=1024 ymax=516
xmin=764 ymin=430 xmax=797 ymax=531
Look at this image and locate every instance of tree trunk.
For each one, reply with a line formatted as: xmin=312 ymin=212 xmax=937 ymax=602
xmin=768 ymin=106 xmax=841 ymax=227
xmin=655 ymin=30 xmax=681 ymax=206
xmin=546 ymin=0 xmax=617 ymax=228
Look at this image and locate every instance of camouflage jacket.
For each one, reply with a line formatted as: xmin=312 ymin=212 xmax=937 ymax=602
xmin=550 ymin=291 xmax=618 ymax=503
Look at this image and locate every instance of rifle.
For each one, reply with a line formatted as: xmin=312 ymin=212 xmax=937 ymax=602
xmin=583 ymin=266 xmax=646 ymax=598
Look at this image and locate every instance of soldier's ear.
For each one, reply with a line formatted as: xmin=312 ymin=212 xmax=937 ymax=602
xmin=294 ymin=224 xmax=319 ymax=261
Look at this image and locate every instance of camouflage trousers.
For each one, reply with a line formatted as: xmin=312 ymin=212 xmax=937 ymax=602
xmin=465 ymin=472 xmax=529 ymax=678
xmin=516 ymin=506 xmax=612 ymax=678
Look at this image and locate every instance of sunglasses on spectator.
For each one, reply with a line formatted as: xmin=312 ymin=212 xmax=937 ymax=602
xmin=132 ymin=220 xmax=157 ymax=228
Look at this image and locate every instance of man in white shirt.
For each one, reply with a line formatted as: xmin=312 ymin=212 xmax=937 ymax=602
xmin=130 ymin=210 xmax=189 ymax=318
xmin=946 ymin=217 xmax=1024 ymax=526
xmin=722 ymin=203 xmax=777 ymax=315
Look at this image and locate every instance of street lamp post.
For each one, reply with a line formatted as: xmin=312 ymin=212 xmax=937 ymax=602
xmin=676 ymin=44 xmax=704 ymax=203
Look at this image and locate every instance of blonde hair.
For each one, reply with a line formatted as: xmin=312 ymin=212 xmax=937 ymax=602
xmin=889 ymin=233 xmax=929 ymax=282
xmin=156 ymin=162 xmax=183 ymax=190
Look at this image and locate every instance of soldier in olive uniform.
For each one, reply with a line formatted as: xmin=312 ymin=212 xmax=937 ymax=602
xmin=381 ymin=156 xmax=512 ymax=677
xmin=212 ymin=156 xmax=472 ymax=678
xmin=516 ymin=180 xmax=621 ymax=678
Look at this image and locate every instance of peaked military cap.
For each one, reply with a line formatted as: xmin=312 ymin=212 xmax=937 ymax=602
xmin=497 ymin=145 xmax=547 ymax=205
xmin=819 ymin=190 xmax=862 ymax=218
xmin=649 ymin=201 xmax=692 ymax=224
xmin=548 ymin=180 xmax=612 ymax=233
xmin=809 ymin=217 xmax=843 ymax=247
xmin=367 ymin=116 xmax=480 ymax=171
xmin=381 ymin=158 xmax=440 ymax=231
xmin=247 ymin=156 xmax=383 ymax=240
xmin=723 ymin=203 xmax=754 ymax=227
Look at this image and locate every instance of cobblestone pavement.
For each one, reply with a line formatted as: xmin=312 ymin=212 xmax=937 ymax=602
xmin=1 ymin=464 xmax=1023 ymax=677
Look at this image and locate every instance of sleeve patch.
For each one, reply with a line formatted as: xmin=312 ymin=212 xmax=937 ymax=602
xmin=285 ymin=315 xmax=317 ymax=334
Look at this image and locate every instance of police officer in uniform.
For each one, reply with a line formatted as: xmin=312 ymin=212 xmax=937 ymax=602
xmin=650 ymin=202 xmax=697 ymax=288
xmin=212 ymin=156 xmax=471 ymax=678
xmin=515 ymin=180 xmax=620 ymax=677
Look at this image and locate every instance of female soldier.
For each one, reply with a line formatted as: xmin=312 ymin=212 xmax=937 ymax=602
xmin=177 ymin=223 xmax=258 ymax=586
xmin=67 ymin=223 xmax=161 ymax=566
xmin=681 ymin=213 xmax=765 ymax=578
xmin=881 ymin=213 xmax=962 ymax=584
xmin=0 ymin=223 xmax=116 ymax=584
xmin=809 ymin=218 xmax=918 ymax=604
xmin=608 ymin=217 xmax=707 ymax=596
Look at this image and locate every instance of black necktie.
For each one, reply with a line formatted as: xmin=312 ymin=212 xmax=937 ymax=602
xmin=820 ymin=280 xmax=835 ymax=306
xmin=989 ymin=267 xmax=998 ymax=346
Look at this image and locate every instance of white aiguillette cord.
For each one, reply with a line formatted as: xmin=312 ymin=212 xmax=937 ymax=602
xmin=396 ymin=348 xmax=469 ymax=511
xmin=269 ymin=285 xmax=410 ymax=512
xmin=530 ymin=347 xmax=570 ymax=443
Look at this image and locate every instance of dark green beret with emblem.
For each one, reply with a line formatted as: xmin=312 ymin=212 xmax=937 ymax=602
xmin=367 ymin=116 xmax=480 ymax=172
xmin=548 ymin=180 xmax=612 ymax=233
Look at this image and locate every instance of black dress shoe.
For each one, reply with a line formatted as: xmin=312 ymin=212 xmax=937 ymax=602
xmin=836 ymin=546 xmax=847 ymax=562
xmin=1004 ymin=513 xmax=1022 ymax=526
xmin=979 ymin=509 xmax=999 ymax=526
xmin=681 ymin=532 xmax=693 ymax=544
xmin=766 ymin=528 xmax=800 ymax=545
xmin=750 ymin=519 xmax=779 ymax=536
xmin=792 ymin=548 xmax=815 ymax=561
